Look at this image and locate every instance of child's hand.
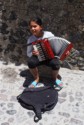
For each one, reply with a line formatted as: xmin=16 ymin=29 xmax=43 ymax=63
xmin=65 ymin=51 xmax=70 ymax=56
xmin=32 ymin=50 xmax=40 ymax=56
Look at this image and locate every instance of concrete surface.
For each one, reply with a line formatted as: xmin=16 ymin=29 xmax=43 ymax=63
xmin=0 ymin=61 xmax=84 ymax=125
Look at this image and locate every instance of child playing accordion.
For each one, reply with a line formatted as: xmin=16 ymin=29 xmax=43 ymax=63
xmin=27 ymin=17 xmax=73 ymax=89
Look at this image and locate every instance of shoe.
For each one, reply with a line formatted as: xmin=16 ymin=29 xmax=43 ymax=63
xmin=55 ymin=79 xmax=63 ymax=90
xmin=36 ymin=83 xmax=44 ymax=88
xmin=29 ymin=81 xmax=38 ymax=88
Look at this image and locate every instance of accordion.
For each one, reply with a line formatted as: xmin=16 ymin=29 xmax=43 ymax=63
xmin=29 ymin=37 xmax=73 ymax=61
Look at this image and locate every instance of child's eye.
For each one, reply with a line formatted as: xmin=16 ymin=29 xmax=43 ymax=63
xmin=30 ymin=25 xmax=37 ymax=29
xmin=34 ymin=25 xmax=37 ymax=28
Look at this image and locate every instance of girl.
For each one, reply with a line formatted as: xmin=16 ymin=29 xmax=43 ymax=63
xmin=27 ymin=17 xmax=63 ymax=88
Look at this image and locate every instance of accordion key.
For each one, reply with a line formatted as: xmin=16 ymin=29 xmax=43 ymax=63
xmin=32 ymin=39 xmax=54 ymax=61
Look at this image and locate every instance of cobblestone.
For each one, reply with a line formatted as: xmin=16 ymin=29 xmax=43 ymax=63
xmin=0 ymin=61 xmax=84 ymax=125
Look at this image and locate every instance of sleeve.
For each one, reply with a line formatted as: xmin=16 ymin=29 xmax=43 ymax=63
xmin=27 ymin=38 xmax=33 ymax=57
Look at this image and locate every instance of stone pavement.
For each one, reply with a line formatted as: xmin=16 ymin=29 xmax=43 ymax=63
xmin=0 ymin=61 xmax=84 ymax=125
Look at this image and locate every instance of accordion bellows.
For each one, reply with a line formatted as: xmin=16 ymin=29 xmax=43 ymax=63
xmin=48 ymin=37 xmax=73 ymax=61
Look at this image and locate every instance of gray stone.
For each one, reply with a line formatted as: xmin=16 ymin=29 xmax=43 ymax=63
xmin=72 ymin=107 xmax=79 ymax=112
xmin=79 ymin=66 xmax=84 ymax=71
xmin=7 ymin=103 xmax=14 ymax=108
xmin=0 ymin=110 xmax=4 ymax=115
xmin=59 ymin=112 xmax=70 ymax=118
xmin=0 ymin=94 xmax=8 ymax=101
xmin=59 ymin=92 xmax=67 ymax=98
xmin=69 ymin=96 xmax=74 ymax=102
xmin=76 ymin=103 xmax=79 ymax=107
xmin=75 ymin=92 xmax=83 ymax=98
xmin=27 ymin=111 xmax=34 ymax=117
xmin=39 ymin=123 xmax=43 ymax=125
xmin=62 ymin=61 xmax=73 ymax=69
xmin=8 ymin=11 xmax=17 ymax=21
xmin=1 ymin=123 xmax=9 ymax=125
xmin=50 ymin=123 xmax=58 ymax=125
xmin=8 ymin=118 xmax=14 ymax=123
xmin=70 ymin=118 xmax=83 ymax=125
xmin=58 ymin=98 xmax=66 ymax=103
xmin=46 ymin=110 xmax=54 ymax=114
xmin=10 ymin=96 xmax=17 ymax=101
xmin=6 ymin=110 xmax=17 ymax=115
xmin=0 ymin=102 xmax=5 ymax=107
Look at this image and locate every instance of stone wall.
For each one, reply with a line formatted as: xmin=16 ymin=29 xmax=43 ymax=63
xmin=0 ymin=0 xmax=84 ymax=65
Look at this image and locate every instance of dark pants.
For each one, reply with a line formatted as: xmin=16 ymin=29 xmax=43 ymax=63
xmin=27 ymin=56 xmax=60 ymax=70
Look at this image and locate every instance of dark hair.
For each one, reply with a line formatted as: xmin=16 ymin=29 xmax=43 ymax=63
xmin=29 ymin=17 xmax=43 ymax=26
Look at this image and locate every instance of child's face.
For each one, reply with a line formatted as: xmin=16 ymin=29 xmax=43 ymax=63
xmin=29 ymin=21 xmax=43 ymax=37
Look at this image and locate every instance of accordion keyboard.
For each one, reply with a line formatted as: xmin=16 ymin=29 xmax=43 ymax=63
xmin=33 ymin=39 xmax=54 ymax=61
xmin=33 ymin=43 xmax=46 ymax=61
